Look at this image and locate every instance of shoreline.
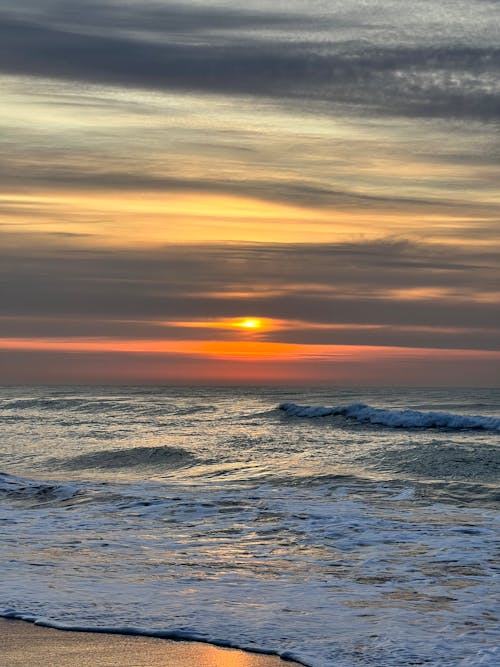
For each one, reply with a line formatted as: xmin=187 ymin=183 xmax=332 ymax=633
xmin=0 ymin=618 xmax=302 ymax=667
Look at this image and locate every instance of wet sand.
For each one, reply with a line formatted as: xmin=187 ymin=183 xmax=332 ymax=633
xmin=0 ymin=618 xmax=301 ymax=667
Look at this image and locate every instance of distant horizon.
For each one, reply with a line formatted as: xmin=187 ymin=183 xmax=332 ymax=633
xmin=2 ymin=381 xmax=500 ymax=389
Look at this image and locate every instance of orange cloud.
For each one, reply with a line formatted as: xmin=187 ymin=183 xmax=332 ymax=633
xmin=0 ymin=337 xmax=336 ymax=360
xmin=2 ymin=337 xmax=500 ymax=363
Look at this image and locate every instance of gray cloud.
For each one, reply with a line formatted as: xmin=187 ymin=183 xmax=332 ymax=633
xmin=41 ymin=1 xmax=315 ymax=35
xmin=1 ymin=237 xmax=499 ymax=348
xmin=4 ymin=163 xmax=497 ymax=215
xmin=0 ymin=6 xmax=498 ymax=120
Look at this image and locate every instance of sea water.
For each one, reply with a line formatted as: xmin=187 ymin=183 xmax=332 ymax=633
xmin=0 ymin=386 xmax=499 ymax=666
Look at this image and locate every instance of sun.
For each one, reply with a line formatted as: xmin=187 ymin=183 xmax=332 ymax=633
xmin=235 ymin=318 xmax=262 ymax=330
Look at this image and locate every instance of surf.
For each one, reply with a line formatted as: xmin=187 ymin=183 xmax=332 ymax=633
xmin=279 ymin=402 xmax=500 ymax=431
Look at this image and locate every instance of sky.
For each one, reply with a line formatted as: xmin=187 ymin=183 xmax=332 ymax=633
xmin=1 ymin=0 xmax=499 ymax=385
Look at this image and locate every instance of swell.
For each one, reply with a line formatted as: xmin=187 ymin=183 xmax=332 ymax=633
xmin=58 ymin=444 xmax=197 ymax=470
xmin=368 ymin=441 xmax=500 ymax=482
xmin=0 ymin=397 xmax=118 ymax=412
xmin=0 ymin=397 xmax=217 ymax=417
xmin=262 ymin=469 xmax=499 ymax=507
xmin=279 ymin=402 xmax=500 ymax=431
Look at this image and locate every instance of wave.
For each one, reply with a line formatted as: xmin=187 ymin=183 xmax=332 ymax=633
xmin=0 ymin=397 xmax=108 ymax=411
xmin=0 ymin=397 xmax=218 ymax=419
xmin=0 ymin=472 xmax=80 ymax=504
xmin=279 ymin=402 xmax=500 ymax=431
xmin=386 ymin=443 xmax=499 ymax=479
xmin=60 ymin=444 xmax=197 ymax=470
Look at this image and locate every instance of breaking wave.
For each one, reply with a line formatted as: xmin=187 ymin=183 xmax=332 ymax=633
xmin=279 ymin=402 xmax=500 ymax=431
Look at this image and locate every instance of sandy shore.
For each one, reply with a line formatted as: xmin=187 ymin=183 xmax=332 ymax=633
xmin=0 ymin=618 xmax=300 ymax=667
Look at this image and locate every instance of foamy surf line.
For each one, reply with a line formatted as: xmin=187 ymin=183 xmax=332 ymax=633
xmin=0 ymin=611 xmax=309 ymax=666
xmin=279 ymin=402 xmax=500 ymax=431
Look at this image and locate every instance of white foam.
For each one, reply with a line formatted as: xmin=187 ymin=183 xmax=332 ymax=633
xmin=279 ymin=402 xmax=500 ymax=431
xmin=390 ymin=486 xmax=415 ymax=501
xmin=1 ymin=479 xmax=499 ymax=667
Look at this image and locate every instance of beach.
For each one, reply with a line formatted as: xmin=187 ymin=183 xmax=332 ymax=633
xmin=0 ymin=619 xmax=298 ymax=667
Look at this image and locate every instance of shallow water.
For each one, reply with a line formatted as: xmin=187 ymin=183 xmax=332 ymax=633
xmin=1 ymin=386 xmax=499 ymax=666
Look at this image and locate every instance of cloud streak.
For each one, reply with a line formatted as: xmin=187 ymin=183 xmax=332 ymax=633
xmin=0 ymin=4 xmax=498 ymax=120
xmin=1 ymin=238 xmax=499 ymax=350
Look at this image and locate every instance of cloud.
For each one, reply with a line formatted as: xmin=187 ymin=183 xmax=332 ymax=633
xmin=4 ymin=164 xmax=497 ymax=215
xmin=0 ymin=4 xmax=498 ymax=120
xmin=2 ymin=346 xmax=500 ymax=386
xmin=1 ymin=237 xmax=499 ymax=349
xmin=46 ymin=1 xmax=315 ymax=35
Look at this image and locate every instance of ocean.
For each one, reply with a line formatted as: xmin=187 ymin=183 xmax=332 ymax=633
xmin=1 ymin=386 xmax=499 ymax=666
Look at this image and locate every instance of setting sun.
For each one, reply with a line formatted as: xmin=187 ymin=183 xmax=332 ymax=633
xmin=236 ymin=318 xmax=262 ymax=330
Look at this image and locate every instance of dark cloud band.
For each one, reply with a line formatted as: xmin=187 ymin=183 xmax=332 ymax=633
xmin=0 ymin=7 xmax=498 ymax=120
xmin=1 ymin=238 xmax=499 ymax=348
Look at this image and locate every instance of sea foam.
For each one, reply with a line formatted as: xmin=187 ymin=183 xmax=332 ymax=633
xmin=279 ymin=402 xmax=500 ymax=431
